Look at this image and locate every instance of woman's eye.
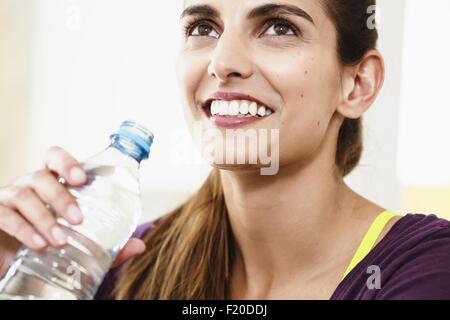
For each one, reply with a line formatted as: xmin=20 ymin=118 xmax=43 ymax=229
xmin=189 ymin=23 xmax=220 ymax=38
xmin=184 ymin=19 xmax=298 ymax=39
xmin=263 ymin=22 xmax=297 ymax=37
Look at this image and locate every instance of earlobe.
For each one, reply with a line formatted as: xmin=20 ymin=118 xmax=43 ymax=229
xmin=337 ymin=50 xmax=385 ymax=120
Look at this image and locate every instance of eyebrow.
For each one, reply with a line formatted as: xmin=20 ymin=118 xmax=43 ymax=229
xmin=180 ymin=3 xmax=315 ymax=25
xmin=248 ymin=3 xmax=315 ymax=25
xmin=180 ymin=4 xmax=219 ymax=19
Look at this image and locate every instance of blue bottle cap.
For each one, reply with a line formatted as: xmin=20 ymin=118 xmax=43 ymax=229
xmin=111 ymin=120 xmax=154 ymax=162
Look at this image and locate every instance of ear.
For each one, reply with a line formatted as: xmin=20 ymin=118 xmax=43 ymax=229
xmin=337 ymin=50 xmax=385 ymax=119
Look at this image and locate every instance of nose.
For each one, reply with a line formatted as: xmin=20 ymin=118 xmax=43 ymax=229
xmin=207 ymin=32 xmax=253 ymax=83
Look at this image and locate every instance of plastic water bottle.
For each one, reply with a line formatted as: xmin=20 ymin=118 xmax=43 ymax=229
xmin=0 ymin=121 xmax=154 ymax=300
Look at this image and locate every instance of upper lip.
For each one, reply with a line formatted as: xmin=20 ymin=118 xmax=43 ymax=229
xmin=202 ymin=92 xmax=273 ymax=111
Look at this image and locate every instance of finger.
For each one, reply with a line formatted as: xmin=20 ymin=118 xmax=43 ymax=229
xmin=24 ymin=169 xmax=83 ymax=225
xmin=0 ymin=205 xmax=48 ymax=251
xmin=8 ymin=187 xmax=67 ymax=247
xmin=44 ymin=146 xmax=86 ymax=186
xmin=111 ymin=238 xmax=146 ymax=268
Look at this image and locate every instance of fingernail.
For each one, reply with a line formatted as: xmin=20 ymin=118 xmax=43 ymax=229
xmin=32 ymin=234 xmax=47 ymax=248
xmin=67 ymin=204 xmax=83 ymax=224
xmin=70 ymin=167 xmax=86 ymax=184
xmin=51 ymin=226 xmax=67 ymax=245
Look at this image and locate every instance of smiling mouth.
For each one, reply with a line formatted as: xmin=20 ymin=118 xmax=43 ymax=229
xmin=207 ymin=99 xmax=273 ymax=117
xmin=202 ymin=99 xmax=274 ymax=128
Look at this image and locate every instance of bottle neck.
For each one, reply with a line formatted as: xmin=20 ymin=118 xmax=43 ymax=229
xmin=84 ymin=145 xmax=140 ymax=170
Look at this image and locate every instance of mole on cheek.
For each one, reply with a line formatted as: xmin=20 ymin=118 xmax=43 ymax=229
xmin=304 ymin=70 xmax=308 ymax=75
xmin=317 ymin=121 xmax=321 ymax=126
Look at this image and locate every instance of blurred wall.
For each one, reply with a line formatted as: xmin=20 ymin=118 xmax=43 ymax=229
xmin=398 ymin=0 xmax=450 ymax=218
xmin=0 ymin=0 xmax=33 ymax=183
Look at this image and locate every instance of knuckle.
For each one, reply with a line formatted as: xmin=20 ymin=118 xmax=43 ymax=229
xmin=6 ymin=170 xmax=51 ymax=191
xmin=30 ymin=169 xmax=58 ymax=190
xmin=3 ymin=175 xmax=28 ymax=190
xmin=31 ymin=169 xmax=52 ymax=181
xmin=10 ymin=186 xmax=32 ymax=200
xmin=0 ymin=186 xmax=30 ymax=207
xmin=18 ymin=187 xmax=33 ymax=200
xmin=12 ymin=221 xmax=27 ymax=237
xmin=13 ymin=175 xmax=31 ymax=188
xmin=52 ymin=190 xmax=74 ymax=210
xmin=34 ymin=210 xmax=55 ymax=229
xmin=15 ymin=224 xmax=35 ymax=242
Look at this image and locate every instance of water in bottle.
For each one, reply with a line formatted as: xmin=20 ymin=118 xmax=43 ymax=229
xmin=0 ymin=120 xmax=154 ymax=300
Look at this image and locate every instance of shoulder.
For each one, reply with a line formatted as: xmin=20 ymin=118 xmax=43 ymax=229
xmin=389 ymin=213 xmax=450 ymax=240
xmin=334 ymin=213 xmax=450 ymax=300
xmin=376 ymin=213 xmax=450 ymax=299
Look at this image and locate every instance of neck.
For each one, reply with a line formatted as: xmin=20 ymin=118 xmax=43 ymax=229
xmin=221 ymin=144 xmax=375 ymax=297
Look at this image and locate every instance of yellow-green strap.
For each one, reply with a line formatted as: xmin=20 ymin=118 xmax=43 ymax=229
xmin=341 ymin=210 xmax=397 ymax=280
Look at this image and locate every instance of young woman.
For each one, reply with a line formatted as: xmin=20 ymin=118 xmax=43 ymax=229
xmin=1 ymin=0 xmax=450 ymax=300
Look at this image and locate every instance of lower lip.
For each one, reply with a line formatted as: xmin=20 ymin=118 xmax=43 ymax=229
xmin=203 ymin=108 xmax=271 ymax=128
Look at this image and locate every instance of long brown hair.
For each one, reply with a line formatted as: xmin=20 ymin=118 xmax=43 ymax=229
xmin=116 ymin=0 xmax=379 ymax=299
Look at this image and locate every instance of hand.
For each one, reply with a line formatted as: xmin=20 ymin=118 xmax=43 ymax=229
xmin=0 ymin=146 xmax=145 ymax=278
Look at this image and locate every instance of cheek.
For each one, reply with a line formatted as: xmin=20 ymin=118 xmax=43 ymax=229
xmin=177 ymin=55 xmax=194 ymax=97
xmin=176 ymin=51 xmax=207 ymax=102
xmin=176 ymin=51 xmax=208 ymax=122
xmin=262 ymin=51 xmax=339 ymax=165
xmin=278 ymin=110 xmax=329 ymax=166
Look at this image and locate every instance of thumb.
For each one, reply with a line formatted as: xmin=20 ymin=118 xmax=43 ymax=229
xmin=111 ymin=238 xmax=146 ymax=268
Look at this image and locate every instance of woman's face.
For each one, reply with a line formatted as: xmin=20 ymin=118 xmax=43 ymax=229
xmin=176 ymin=0 xmax=344 ymax=174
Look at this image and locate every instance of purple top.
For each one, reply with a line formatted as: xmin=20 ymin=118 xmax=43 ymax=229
xmin=95 ymin=214 xmax=450 ymax=300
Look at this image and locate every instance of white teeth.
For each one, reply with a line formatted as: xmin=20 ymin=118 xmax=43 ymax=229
xmin=229 ymin=101 xmax=240 ymax=116
xmin=257 ymin=106 xmax=266 ymax=117
xmin=219 ymin=101 xmax=228 ymax=115
xmin=211 ymin=101 xmax=219 ymax=115
xmin=249 ymin=102 xmax=258 ymax=116
xmin=209 ymin=100 xmax=273 ymax=118
xmin=239 ymin=101 xmax=249 ymax=115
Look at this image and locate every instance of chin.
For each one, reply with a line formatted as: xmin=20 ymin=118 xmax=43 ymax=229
xmin=211 ymin=163 xmax=264 ymax=173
